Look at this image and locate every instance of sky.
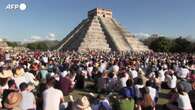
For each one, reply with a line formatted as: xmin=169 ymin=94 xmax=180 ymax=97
xmin=0 ymin=0 xmax=195 ymax=41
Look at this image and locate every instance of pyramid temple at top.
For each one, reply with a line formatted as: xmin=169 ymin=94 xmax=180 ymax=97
xmin=57 ymin=8 xmax=149 ymax=52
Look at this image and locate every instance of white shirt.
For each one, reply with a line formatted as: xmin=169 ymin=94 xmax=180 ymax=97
xmin=98 ymin=62 xmax=107 ymax=73
xmin=87 ymin=67 xmax=93 ymax=74
xmin=42 ymin=56 xmax=48 ymax=63
xmin=129 ymin=69 xmax=138 ymax=79
xmin=119 ymin=73 xmax=129 ymax=88
xmin=43 ymin=87 xmax=63 ymax=110
xmin=147 ymin=87 xmax=157 ymax=102
xmin=135 ymin=84 xmax=144 ymax=98
xmin=112 ymin=65 xmax=119 ymax=74
xmin=166 ymin=75 xmax=177 ymax=89
xmin=23 ymin=72 xmax=35 ymax=83
xmin=14 ymin=76 xmax=28 ymax=88
xmin=158 ymin=69 xmax=165 ymax=82
xmin=177 ymin=93 xmax=192 ymax=110
xmin=177 ymin=68 xmax=189 ymax=79
xmin=20 ymin=91 xmax=36 ymax=110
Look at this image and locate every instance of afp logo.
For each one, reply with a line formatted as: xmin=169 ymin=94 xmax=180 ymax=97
xmin=5 ymin=3 xmax=27 ymax=11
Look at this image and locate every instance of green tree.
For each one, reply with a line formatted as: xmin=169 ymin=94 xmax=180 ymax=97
xmin=172 ymin=37 xmax=192 ymax=52
xmin=26 ymin=43 xmax=37 ymax=50
xmin=26 ymin=42 xmax=49 ymax=51
xmin=6 ymin=41 xmax=18 ymax=47
xmin=150 ymin=37 xmax=172 ymax=52
xmin=36 ymin=42 xmax=48 ymax=51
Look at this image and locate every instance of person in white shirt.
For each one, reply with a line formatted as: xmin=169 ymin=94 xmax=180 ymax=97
xmin=146 ymin=81 xmax=157 ymax=102
xmin=19 ymin=82 xmax=36 ymax=110
xmin=87 ymin=64 xmax=93 ymax=78
xmin=158 ymin=66 xmax=167 ymax=82
xmin=43 ymin=76 xmax=64 ymax=110
xmin=129 ymin=68 xmax=138 ymax=79
xmin=119 ymin=72 xmax=129 ymax=88
xmin=167 ymin=84 xmax=193 ymax=110
xmin=165 ymin=73 xmax=177 ymax=89
xmin=112 ymin=62 xmax=119 ymax=75
xmin=98 ymin=61 xmax=107 ymax=73
xmin=177 ymin=67 xmax=190 ymax=79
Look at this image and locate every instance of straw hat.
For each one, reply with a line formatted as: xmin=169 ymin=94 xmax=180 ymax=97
xmin=4 ymin=92 xmax=22 ymax=109
xmin=76 ymin=96 xmax=92 ymax=110
xmin=0 ymin=69 xmax=13 ymax=78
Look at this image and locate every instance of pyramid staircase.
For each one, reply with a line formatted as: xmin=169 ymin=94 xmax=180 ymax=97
xmin=57 ymin=8 xmax=149 ymax=52
xmin=111 ymin=19 xmax=149 ymax=52
xmin=78 ymin=16 xmax=111 ymax=51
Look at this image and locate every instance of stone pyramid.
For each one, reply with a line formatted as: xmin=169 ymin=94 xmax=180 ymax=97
xmin=57 ymin=8 xmax=149 ymax=52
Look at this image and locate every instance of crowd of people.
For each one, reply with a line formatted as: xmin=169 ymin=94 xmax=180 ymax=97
xmin=0 ymin=50 xmax=194 ymax=110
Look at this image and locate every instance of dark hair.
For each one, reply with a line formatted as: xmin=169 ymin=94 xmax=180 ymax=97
xmin=136 ymin=78 xmax=143 ymax=85
xmin=126 ymin=79 xmax=133 ymax=87
xmin=8 ymin=79 xmax=16 ymax=88
xmin=46 ymin=76 xmax=56 ymax=87
xmin=19 ymin=82 xmax=28 ymax=91
xmin=146 ymin=80 xmax=153 ymax=87
xmin=177 ymin=84 xmax=185 ymax=95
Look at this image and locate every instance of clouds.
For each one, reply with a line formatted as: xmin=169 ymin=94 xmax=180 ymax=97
xmin=45 ymin=33 xmax=56 ymax=41
xmin=134 ymin=32 xmax=151 ymax=39
xmin=24 ymin=33 xmax=57 ymax=43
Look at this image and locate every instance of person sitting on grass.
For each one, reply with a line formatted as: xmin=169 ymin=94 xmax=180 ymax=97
xmin=119 ymin=79 xmax=136 ymax=99
xmin=166 ymin=84 xmax=193 ymax=110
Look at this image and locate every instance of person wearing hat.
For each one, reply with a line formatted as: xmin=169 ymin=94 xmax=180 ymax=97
xmin=1 ymin=66 xmax=13 ymax=79
xmin=4 ymin=92 xmax=22 ymax=110
xmin=72 ymin=96 xmax=92 ymax=110
xmin=13 ymin=67 xmax=28 ymax=88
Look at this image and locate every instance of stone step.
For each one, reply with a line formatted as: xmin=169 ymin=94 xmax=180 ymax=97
xmin=88 ymin=26 xmax=102 ymax=31
xmin=83 ymin=38 xmax=107 ymax=42
xmin=85 ymin=32 xmax=105 ymax=35
xmin=87 ymin=28 xmax=103 ymax=32
xmin=81 ymin=42 xmax=109 ymax=46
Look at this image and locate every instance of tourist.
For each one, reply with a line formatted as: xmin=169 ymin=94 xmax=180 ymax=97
xmin=119 ymin=72 xmax=129 ymax=89
xmin=145 ymin=80 xmax=158 ymax=104
xmin=4 ymin=92 xmax=22 ymax=110
xmin=92 ymin=94 xmax=112 ymax=110
xmin=141 ymin=87 xmax=155 ymax=110
xmin=13 ymin=66 xmax=27 ymax=88
xmin=119 ymin=79 xmax=136 ymax=99
xmin=43 ymin=76 xmax=64 ymax=110
xmin=2 ymin=79 xmax=18 ymax=108
xmin=177 ymin=79 xmax=192 ymax=93
xmin=129 ymin=67 xmax=138 ymax=79
xmin=71 ymin=96 xmax=92 ymax=110
xmin=177 ymin=65 xmax=190 ymax=79
xmin=97 ymin=70 xmax=110 ymax=93
xmin=19 ymin=82 xmax=36 ymax=110
xmin=57 ymin=71 xmax=72 ymax=95
xmin=165 ymin=71 xmax=177 ymax=89
xmin=167 ymin=84 xmax=193 ymax=110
